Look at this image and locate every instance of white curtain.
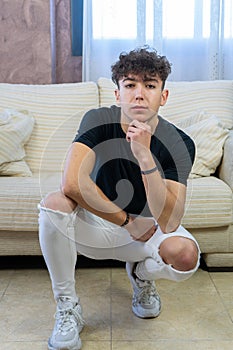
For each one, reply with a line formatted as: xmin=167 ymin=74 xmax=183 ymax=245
xmin=82 ymin=0 xmax=233 ymax=82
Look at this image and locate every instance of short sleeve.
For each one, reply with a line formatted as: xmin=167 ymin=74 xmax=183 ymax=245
xmin=73 ymin=109 xmax=106 ymax=149
xmin=154 ymin=118 xmax=195 ymax=186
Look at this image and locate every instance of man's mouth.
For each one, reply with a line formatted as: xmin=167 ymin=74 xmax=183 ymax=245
xmin=131 ymin=105 xmax=147 ymax=110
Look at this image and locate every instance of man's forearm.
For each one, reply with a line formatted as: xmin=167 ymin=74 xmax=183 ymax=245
xmin=138 ymin=157 xmax=184 ymax=233
xmin=62 ymin=177 xmax=127 ymax=226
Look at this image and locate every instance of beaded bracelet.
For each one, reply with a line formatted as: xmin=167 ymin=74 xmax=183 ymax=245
xmin=121 ymin=212 xmax=130 ymax=227
xmin=141 ymin=166 xmax=158 ymax=175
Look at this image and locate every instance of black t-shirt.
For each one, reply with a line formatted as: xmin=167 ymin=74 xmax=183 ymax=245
xmin=73 ymin=105 xmax=195 ymax=217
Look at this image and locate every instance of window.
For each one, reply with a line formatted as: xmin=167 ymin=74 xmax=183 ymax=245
xmin=89 ymin=0 xmax=233 ymax=41
xmin=93 ymin=0 xmax=137 ymax=39
xmin=71 ymin=0 xmax=233 ymax=81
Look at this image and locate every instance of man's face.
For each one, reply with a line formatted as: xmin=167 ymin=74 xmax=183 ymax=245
xmin=115 ymin=74 xmax=168 ymax=123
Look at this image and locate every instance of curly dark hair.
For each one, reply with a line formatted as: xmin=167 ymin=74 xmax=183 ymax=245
xmin=111 ymin=46 xmax=172 ymax=89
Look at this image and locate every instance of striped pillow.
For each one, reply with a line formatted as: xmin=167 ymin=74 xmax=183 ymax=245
xmin=176 ymin=111 xmax=229 ymax=177
xmin=0 ymin=109 xmax=34 ymax=176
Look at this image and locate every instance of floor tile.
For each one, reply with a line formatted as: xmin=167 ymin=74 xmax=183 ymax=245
xmin=0 ymin=270 xmax=14 ymax=295
xmin=76 ymin=268 xmax=112 ymax=341
xmin=0 ymin=266 xmax=233 ymax=349
xmin=157 ymin=269 xmax=216 ymax=293
xmin=0 ymin=293 xmax=54 ymax=342
xmin=111 ymin=268 xmax=233 ymax=341
xmin=210 ymin=272 xmax=233 ymax=290
xmin=112 ymin=340 xmax=233 ymax=350
xmin=82 ymin=341 xmax=111 ymax=349
xmin=1 ymin=342 xmax=48 ymax=350
xmin=210 ymin=272 xmax=233 ymax=321
xmin=4 ymin=269 xmax=53 ymax=297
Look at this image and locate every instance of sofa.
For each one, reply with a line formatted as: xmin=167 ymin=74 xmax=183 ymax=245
xmin=0 ymin=78 xmax=232 ymax=269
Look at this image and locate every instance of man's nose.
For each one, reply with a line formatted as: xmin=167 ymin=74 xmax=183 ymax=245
xmin=135 ymin=85 xmax=144 ymax=99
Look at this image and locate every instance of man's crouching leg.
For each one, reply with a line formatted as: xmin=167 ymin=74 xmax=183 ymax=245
xmin=39 ymin=191 xmax=84 ymax=350
xmin=135 ymin=226 xmax=200 ymax=283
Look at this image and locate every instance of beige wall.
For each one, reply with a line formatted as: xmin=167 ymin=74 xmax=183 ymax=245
xmin=0 ymin=0 xmax=82 ymax=84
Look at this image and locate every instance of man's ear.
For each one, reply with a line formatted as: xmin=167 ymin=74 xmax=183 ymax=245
xmin=115 ymin=89 xmax=120 ymax=103
xmin=160 ymin=89 xmax=169 ymax=106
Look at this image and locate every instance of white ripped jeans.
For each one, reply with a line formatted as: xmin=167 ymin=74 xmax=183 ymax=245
xmin=38 ymin=205 xmax=201 ymax=301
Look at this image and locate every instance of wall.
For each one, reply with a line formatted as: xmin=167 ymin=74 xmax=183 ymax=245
xmin=56 ymin=0 xmax=82 ymax=83
xmin=0 ymin=0 xmax=82 ymax=84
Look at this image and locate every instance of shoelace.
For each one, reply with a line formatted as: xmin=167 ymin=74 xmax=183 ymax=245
xmin=55 ymin=305 xmax=85 ymax=335
xmin=135 ymin=280 xmax=159 ymax=305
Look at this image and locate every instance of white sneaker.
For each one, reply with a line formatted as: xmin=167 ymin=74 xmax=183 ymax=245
xmin=126 ymin=262 xmax=161 ymax=319
xmin=48 ymin=296 xmax=85 ymax=350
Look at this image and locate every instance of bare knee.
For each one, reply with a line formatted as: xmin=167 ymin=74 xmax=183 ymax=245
xmin=159 ymin=237 xmax=199 ymax=272
xmin=40 ymin=191 xmax=77 ymax=213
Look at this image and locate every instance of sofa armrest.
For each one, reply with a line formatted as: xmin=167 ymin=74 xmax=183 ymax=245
xmin=219 ymin=130 xmax=233 ymax=191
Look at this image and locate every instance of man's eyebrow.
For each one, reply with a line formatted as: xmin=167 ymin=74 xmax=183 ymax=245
xmin=122 ymin=77 xmax=136 ymax=82
xmin=143 ymin=77 xmax=159 ymax=83
xmin=122 ymin=76 xmax=159 ymax=83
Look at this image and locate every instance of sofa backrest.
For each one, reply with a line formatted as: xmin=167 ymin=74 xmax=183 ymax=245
xmin=162 ymin=80 xmax=233 ymax=130
xmin=97 ymin=78 xmax=233 ymax=130
xmin=0 ymin=78 xmax=232 ymax=175
xmin=0 ymin=82 xmax=99 ymax=173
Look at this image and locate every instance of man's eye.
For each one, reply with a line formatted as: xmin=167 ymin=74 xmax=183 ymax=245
xmin=147 ymin=84 xmax=156 ymax=89
xmin=125 ymin=83 xmax=134 ymax=88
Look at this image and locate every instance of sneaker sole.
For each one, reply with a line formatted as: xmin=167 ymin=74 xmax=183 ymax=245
xmin=48 ymin=337 xmax=82 ymax=350
xmin=132 ymin=303 xmax=161 ymax=319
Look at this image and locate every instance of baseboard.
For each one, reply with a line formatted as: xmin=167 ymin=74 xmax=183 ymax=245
xmin=0 ymin=254 xmax=232 ymax=272
xmin=200 ymin=254 xmax=233 ymax=272
xmin=204 ymin=266 xmax=233 ymax=272
xmin=0 ymin=255 xmax=125 ymax=270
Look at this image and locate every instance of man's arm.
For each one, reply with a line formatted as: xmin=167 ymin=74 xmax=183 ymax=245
xmin=126 ymin=120 xmax=186 ymax=233
xmin=142 ymin=172 xmax=186 ymax=233
xmin=61 ymin=142 xmax=157 ymax=241
xmin=61 ymin=142 xmax=127 ymax=225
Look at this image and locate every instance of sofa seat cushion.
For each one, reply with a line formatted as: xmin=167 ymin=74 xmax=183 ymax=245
xmin=183 ymin=177 xmax=233 ymax=228
xmin=0 ymin=173 xmax=61 ymax=231
xmin=0 ymin=176 xmax=231 ymax=232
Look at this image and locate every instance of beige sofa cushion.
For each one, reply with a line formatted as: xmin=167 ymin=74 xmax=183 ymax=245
xmin=0 ymin=173 xmax=231 ymax=232
xmin=0 ymin=82 xmax=99 ymax=173
xmin=0 ymin=109 xmax=34 ymax=176
xmin=183 ymin=177 xmax=232 ymax=228
xmin=0 ymin=173 xmax=61 ymax=231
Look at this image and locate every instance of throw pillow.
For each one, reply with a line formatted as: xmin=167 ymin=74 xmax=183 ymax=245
xmin=175 ymin=111 xmax=229 ymax=178
xmin=0 ymin=109 xmax=35 ymax=176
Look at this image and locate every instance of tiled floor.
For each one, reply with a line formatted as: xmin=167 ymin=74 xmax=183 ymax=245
xmin=0 ymin=261 xmax=233 ymax=350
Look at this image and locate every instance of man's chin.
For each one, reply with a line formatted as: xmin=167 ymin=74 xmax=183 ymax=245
xmin=129 ymin=113 xmax=155 ymax=123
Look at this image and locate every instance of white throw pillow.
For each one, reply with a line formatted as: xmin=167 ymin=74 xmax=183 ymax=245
xmin=0 ymin=109 xmax=35 ymax=176
xmin=176 ymin=111 xmax=229 ymax=178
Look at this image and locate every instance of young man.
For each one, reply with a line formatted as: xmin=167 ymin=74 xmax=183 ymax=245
xmin=39 ymin=47 xmax=200 ymax=350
